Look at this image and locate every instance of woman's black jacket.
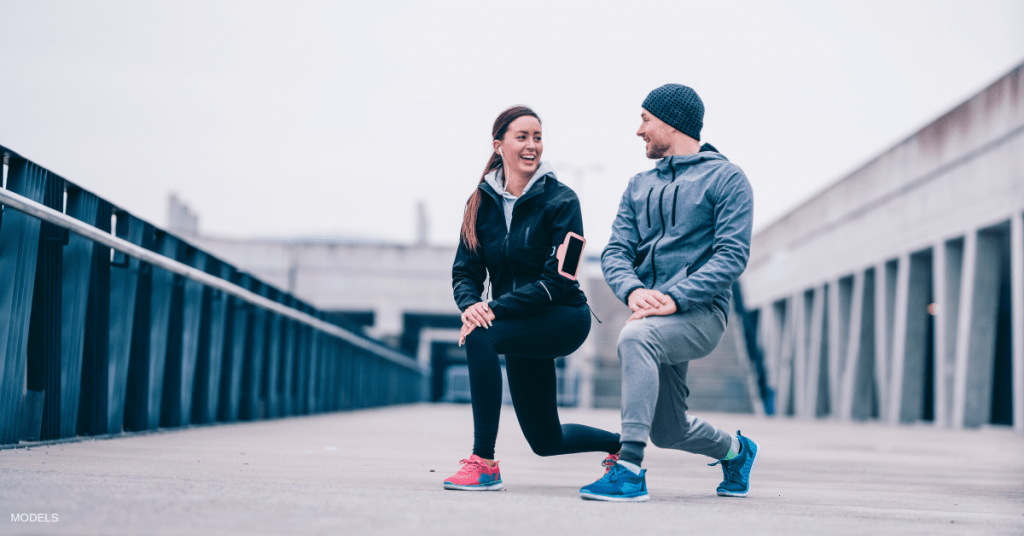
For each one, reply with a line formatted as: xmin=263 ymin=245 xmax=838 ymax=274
xmin=452 ymin=174 xmax=588 ymax=319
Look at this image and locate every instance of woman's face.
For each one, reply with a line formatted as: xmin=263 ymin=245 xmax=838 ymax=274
xmin=494 ymin=115 xmax=542 ymax=178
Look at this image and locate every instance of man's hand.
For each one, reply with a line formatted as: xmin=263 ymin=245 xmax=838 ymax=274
xmin=627 ymin=289 xmax=677 ymax=322
xmin=459 ymin=302 xmax=495 ymax=346
xmin=628 ymin=288 xmax=672 ymax=312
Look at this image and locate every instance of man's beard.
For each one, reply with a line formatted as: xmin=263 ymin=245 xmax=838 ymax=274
xmin=646 ymin=139 xmax=671 ymax=159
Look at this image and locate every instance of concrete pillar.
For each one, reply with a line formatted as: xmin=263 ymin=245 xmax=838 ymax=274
xmin=887 ymin=254 xmax=911 ymax=424
xmin=874 ymin=262 xmax=892 ymax=419
xmin=776 ymin=297 xmax=796 ymax=416
xmin=793 ymin=291 xmax=808 ymax=418
xmin=952 ymin=229 xmax=1003 ymax=428
xmin=803 ymin=285 xmax=827 ymax=418
xmin=761 ymin=302 xmax=779 ymax=394
xmin=933 ymin=238 xmax=964 ymax=427
xmin=853 ymin=269 xmax=877 ymax=420
xmin=894 ymin=252 xmax=932 ymax=423
xmin=839 ymin=270 xmax=866 ymax=420
xmin=827 ymin=278 xmax=851 ymax=416
xmin=1012 ymin=211 xmax=1024 ymax=434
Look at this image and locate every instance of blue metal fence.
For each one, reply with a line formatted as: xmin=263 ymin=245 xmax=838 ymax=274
xmin=0 ymin=144 xmax=425 ymax=446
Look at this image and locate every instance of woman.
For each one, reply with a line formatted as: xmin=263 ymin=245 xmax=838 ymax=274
xmin=444 ymin=106 xmax=620 ymax=491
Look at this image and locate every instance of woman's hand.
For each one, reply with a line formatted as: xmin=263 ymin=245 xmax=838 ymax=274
xmin=459 ymin=302 xmax=495 ymax=346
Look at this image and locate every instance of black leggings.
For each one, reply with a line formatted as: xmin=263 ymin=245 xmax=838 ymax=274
xmin=464 ymin=304 xmax=620 ymax=459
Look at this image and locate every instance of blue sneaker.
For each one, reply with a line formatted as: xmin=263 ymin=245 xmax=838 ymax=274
xmin=709 ymin=430 xmax=759 ymax=497
xmin=579 ymin=462 xmax=649 ymax=502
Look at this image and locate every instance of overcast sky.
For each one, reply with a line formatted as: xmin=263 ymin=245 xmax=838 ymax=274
xmin=2 ymin=1 xmax=1023 ymax=250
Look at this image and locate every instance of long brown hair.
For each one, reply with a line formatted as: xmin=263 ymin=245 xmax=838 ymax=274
xmin=460 ymin=105 xmax=540 ymax=251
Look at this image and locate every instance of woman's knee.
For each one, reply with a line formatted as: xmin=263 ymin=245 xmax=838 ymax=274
xmin=525 ymin=437 xmax=560 ymax=457
xmin=464 ymin=327 xmax=495 ymax=353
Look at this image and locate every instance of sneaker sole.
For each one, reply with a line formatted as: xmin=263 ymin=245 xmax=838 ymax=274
xmin=717 ymin=441 xmax=760 ymax=497
xmin=580 ymin=491 xmax=650 ymax=502
xmin=443 ymin=482 xmax=504 ymax=491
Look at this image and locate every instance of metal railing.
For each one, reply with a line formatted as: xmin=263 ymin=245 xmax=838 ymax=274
xmin=0 ymin=144 xmax=425 ymax=447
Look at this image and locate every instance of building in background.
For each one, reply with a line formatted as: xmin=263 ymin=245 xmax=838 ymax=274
xmin=173 ymin=199 xmax=763 ymax=413
xmin=740 ymin=62 xmax=1023 ymax=432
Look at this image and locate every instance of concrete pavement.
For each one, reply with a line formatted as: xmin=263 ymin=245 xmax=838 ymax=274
xmin=1 ymin=404 xmax=1022 ymax=535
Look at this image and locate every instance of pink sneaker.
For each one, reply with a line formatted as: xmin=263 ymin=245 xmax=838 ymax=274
xmin=602 ymin=454 xmax=620 ymax=474
xmin=443 ymin=455 xmax=503 ymax=491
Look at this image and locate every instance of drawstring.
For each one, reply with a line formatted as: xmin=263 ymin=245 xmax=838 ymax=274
xmin=589 ymin=305 xmax=602 ymax=324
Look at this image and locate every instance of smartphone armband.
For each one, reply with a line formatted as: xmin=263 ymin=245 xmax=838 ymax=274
xmin=556 ymin=232 xmax=586 ymax=281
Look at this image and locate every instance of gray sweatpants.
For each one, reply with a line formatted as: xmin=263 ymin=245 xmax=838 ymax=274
xmin=619 ymin=302 xmax=732 ymax=460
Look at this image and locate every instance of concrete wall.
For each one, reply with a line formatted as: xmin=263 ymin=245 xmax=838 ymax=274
xmin=741 ymin=63 xmax=1024 ymax=432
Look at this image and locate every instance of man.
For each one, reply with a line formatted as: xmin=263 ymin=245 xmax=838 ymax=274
xmin=579 ymin=84 xmax=758 ymax=502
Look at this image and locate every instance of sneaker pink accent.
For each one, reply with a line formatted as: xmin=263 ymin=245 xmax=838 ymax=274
xmin=602 ymin=454 xmax=620 ymax=474
xmin=443 ymin=454 xmax=503 ymax=491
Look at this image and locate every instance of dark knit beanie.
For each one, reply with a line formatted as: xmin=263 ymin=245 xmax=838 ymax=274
xmin=642 ymin=84 xmax=704 ymax=141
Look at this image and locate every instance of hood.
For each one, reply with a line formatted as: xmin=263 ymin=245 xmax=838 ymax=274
xmin=653 ymin=151 xmax=730 ymax=180
xmin=483 ymin=160 xmax=556 ymax=196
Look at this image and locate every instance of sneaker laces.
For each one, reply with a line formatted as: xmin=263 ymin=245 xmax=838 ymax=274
xmin=602 ymin=454 xmax=619 ymax=474
xmin=597 ymin=462 xmax=626 ymax=483
xmin=456 ymin=458 xmax=489 ymax=476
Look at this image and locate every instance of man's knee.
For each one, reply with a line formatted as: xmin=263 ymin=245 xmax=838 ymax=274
xmin=649 ymin=420 xmax=691 ymax=449
xmin=617 ymin=321 xmax=662 ymax=368
xmin=617 ymin=320 xmax=657 ymax=352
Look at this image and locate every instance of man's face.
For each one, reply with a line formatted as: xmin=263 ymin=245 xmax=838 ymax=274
xmin=637 ymin=109 xmax=673 ymax=159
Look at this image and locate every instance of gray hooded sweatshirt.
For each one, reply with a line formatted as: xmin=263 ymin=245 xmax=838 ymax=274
xmin=601 ymin=152 xmax=753 ymax=318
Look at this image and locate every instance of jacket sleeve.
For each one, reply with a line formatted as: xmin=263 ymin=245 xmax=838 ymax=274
xmin=452 ymin=238 xmax=487 ymax=312
xmin=486 ymin=193 xmax=584 ymax=319
xmin=600 ymin=179 xmax=646 ymax=304
xmin=665 ymin=169 xmax=753 ymax=313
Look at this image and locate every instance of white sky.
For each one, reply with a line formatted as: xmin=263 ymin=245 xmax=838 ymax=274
xmin=2 ymin=1 xmax=1023 ymax=250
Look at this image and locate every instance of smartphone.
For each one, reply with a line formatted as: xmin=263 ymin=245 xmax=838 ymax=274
xmin=557 ymin=232 xmax=586 ymax=281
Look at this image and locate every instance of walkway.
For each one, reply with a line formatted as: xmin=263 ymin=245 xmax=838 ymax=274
xmin=2 ymin=404 xmax=1022 ymax=535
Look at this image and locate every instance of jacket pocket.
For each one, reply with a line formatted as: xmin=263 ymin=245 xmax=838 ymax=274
xmin=522 ymin=208 xmax=540 ymax=246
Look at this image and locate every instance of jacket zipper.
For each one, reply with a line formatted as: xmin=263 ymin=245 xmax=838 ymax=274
xmin=503 ymin=232 xmax=516 ymax=290
xmin=645 ymin=188 xmax=653 ymax=227
xmin=649 ymin=164 xmax=678 ymax=288
xmin=672 ymin=186 xmax=679 ymax=227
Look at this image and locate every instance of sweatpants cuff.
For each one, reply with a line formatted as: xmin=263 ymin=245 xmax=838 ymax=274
xmin=621 ymin=422 xmax=651 ymax=445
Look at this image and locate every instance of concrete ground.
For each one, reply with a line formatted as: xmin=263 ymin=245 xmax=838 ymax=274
xmin=1 ymin=404 xmax=1022 ymax=536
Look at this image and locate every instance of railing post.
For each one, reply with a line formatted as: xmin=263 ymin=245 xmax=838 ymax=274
xmin=0 ymin=159 xmax=47 ymax=444
xmin=240 ymin=280 xmax=268 ymax=421
xmin=160 ymin=245 xmax=206 ymax=427
xmin=77 ymin=199 xmax=112 ymax=436
xmin=124 ymin=228 xmax=176 ymax=431
xmin=191 ymin=259 xmax=231 ymax=424
xmin=57 ymin=186 xmax=99 ymax=438
xmin=218 ymin=271 xmax=250 ymax=422
xmin=28 ymin=172 xmax=65 ymax=441
xmin=262 ymin=289 xmax=284 ymax=418
xmin=106 ymin=210 xmax=145 ymax=434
